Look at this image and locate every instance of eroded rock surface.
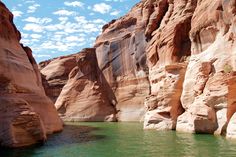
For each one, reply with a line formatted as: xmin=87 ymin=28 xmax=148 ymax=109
xmin=0 ymin=2 xmax=63 ymax=147
xmin=94 ymin=2 xmax=152 ymax=121
xmin=39 ymin=55 xmax=77 ymax=102
xmin=55 ymin=48 xmax=117 ymax=121
xmin=176 ymin=0 xmax=236 ymax=135
xmin=39 ymin=0 xmax=236 ymax=137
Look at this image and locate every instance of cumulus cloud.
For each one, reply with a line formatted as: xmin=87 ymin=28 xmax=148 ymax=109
xmin=53 ymin=9 xmax=76 ymax=16
xmin=7 ymin=0 xmax=136 ymax=62
xmin=25 ymin=0 xmax=36 ymax=4
xmin=64 ymin=1 xmax=84 ymax=7
xmin=110 ymin=10 xmax=120 ymax=16
xmin=12 ymin=10 xmax=23 ymax=17
xmin=92 ymin=3 xmax=112 ymax=14
xmin=27 ymin=4 xmax=40 ymax=13
xmin=23 ymin=23 xmax=44 ymax=32
xmin=65 ymin=36 xmax=85 ymax=42
xmin=23 ymin=17 xmax=52 ymax=24
xmin=31 ymin=34 xmax=42 ymax=39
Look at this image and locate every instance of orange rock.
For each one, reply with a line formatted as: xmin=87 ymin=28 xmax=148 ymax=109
xmin=39 ymin=55 xmax=77 ymax=102
xmin=0 ymin=2 xmax=62 ymax=147
xmin=177 ymin=0 xmax=236 ymax=135
xmin=95 ymin=1 xmax=151 ymax=121
xmin=55 ymin=48 xmax=117 ymax=121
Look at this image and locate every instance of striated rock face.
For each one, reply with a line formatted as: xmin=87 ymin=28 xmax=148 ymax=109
xmin=95 ymin=1 xmax=152 ymax=121
xmin=143 ymin=0 xmax=196 ymax=130
xmin=39 ymin=55 xmax=77 ymax=102
xmin=55 ymin=48 xmax=117 ymax=121
xmin=0 ymin=2 xmax=63 ymax=147
xmin=39 ymin=0 xmax=236 ymax=137
xmin=176 ymin=0 xmax=236 ymax=135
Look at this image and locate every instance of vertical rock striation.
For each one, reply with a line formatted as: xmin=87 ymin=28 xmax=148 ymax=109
xmin=143 ymin=0 xmax=196 ymax=130
xmin=39 ymin=0 xmax=236 ymax=138
xmin=94 ymin=2 xmax=152 ymax=121
xmin=0 ymin=2 xmax=63 ymax=147
xmin=176 ymin=0 xmax=236 ymax=135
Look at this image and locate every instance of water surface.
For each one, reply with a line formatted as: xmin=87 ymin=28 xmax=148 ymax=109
xmin=1 ymin=122 xmax=236 ymax=157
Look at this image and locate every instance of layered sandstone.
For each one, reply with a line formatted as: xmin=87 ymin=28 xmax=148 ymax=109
xmin=38 ymin=0 xmax=236 ymax=138
xmin=39 ymin=55 xmax=77 ymax=102
xmin=55 ymin=48 xmax=117 ymax=121
xmin=0 ymin=2 xmax=63 ymax=147
xmin=94 ymin=1 xmax=152 ymax=121
xmin=143 ymin=0 xmax=195 ymax=130
xmin=176 ymin=0 xmax=236 ymax=135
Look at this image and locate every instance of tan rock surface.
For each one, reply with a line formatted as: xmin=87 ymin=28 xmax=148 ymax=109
xmin=39 ymin=55 xmax=77 ymax=102
xmin=227 ymin=112 xmax=236 ymax=139
xmin=142 ymin=0 xmax=196 ymax=130
xmin=55 ymin=48 xmax=117 ymax=121
xmin=94 ymin=1 xmax=152 ymax=121
xmin=0 ymin=2 xmax=63 ymax=147
xmin=37 ymin=0 xmax=236 ymax=137
xmin=176 ymin=0 xmax=236 ymax=134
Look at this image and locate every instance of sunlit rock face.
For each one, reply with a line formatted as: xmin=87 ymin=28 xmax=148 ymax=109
xmin=176 ymin=0 xmax=236 ymax=135
xmin=55 ymin=48 xmax=117 ymax=122
xmin=94 ymin=1 xmax=152 ymax=121
xmin=0 ymin=2 xmax=63 ymax=147
xmin=142 ymin=0 xmax=195 ymax=130
xmin=39 ymin=55 xmax=77 ymax=102
xmin=37 ymin=0 xmax=236 ymax=137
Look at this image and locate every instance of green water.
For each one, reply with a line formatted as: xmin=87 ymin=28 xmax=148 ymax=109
xmin=1 ymin=122 xmax=236 ymax=157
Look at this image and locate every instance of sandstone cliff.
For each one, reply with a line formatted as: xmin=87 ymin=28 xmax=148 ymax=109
xmin=0 ymin=2 xmax=63 ymax=147
xmin=54 ymin=48 xmax=117 ymax=121
xmin=40 ymin=0 xmax=236 ymax=138
xmin=39 ymin=54 xmax=77 ymax=102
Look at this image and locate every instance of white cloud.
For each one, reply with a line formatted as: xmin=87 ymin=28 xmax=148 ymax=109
xmin=33 ymin=54 xmax=51 ymax=58
xmin=92 ymin=3 xmax=112 ymax=14
xmin=23 ymin=23 xmax=44 ymax=32
xmin=12 ymin=10 xmax=23 ymax=17
xmin=65 ymin=36 xmax=85 ymax=42
xmin=110 ymin=10 xmax=120 ymax=16
xmin=53 ymin=9 xmax=76 ymax=16
xmin=64 ymin=1 xmax=84 ymax=7
xmin=31 ymin=34 xmax=42 ymax=39
xmin=27 ymin=4 xmax=40 ymax=13
xmin=25 ymin=0 xmax=36 ymax=4
xmin=23 ymin=17 xmax=52 ymax=24
xmin=93 ymin=19 xmax=106 ymax=24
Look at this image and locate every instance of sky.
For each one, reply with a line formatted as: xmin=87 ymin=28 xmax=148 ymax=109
xmin=2 ymin=0 xmax=140 ymax=62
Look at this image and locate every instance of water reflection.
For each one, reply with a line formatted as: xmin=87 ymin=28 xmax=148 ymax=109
xmin=0 ymin=124 xmax=105 ymax=157
xmin=1 ymin=123 xmax=236 ymax=157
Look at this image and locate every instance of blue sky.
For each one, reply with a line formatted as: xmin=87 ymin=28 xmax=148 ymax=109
xmin=2 ymin=0 xmax=140 ymax=62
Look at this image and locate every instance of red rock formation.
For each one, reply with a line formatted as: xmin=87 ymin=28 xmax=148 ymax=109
xmin=0 ymin=2 xmax=62 ymax=147
xmin=143 ymin=0 xmax=196 ymax=130
xmin=94 ymin=1 xmax=152 ymax=121
xmin=38 ymin=0 xmax=236 ymax=138
xmin=55 ymin=48 xmax=117 ymax=121
xmin=39 ymin=55 xmax=77 ymax=102
xmin=176 ymin=0 xmax=236 ymax=135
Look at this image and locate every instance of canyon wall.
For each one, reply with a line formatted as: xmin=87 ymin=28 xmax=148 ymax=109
xmin=94 ymin=2 xmax=151 ymax=121
xmin=54 ymin=48 xmax=117 ymax=121
xmin=0 ymin=2 xmax=63 ymax=147
xmin=39 ymin=54 xmax=77 ymax=102
xmin=40 ymin=0 xmax=236 ymax=137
